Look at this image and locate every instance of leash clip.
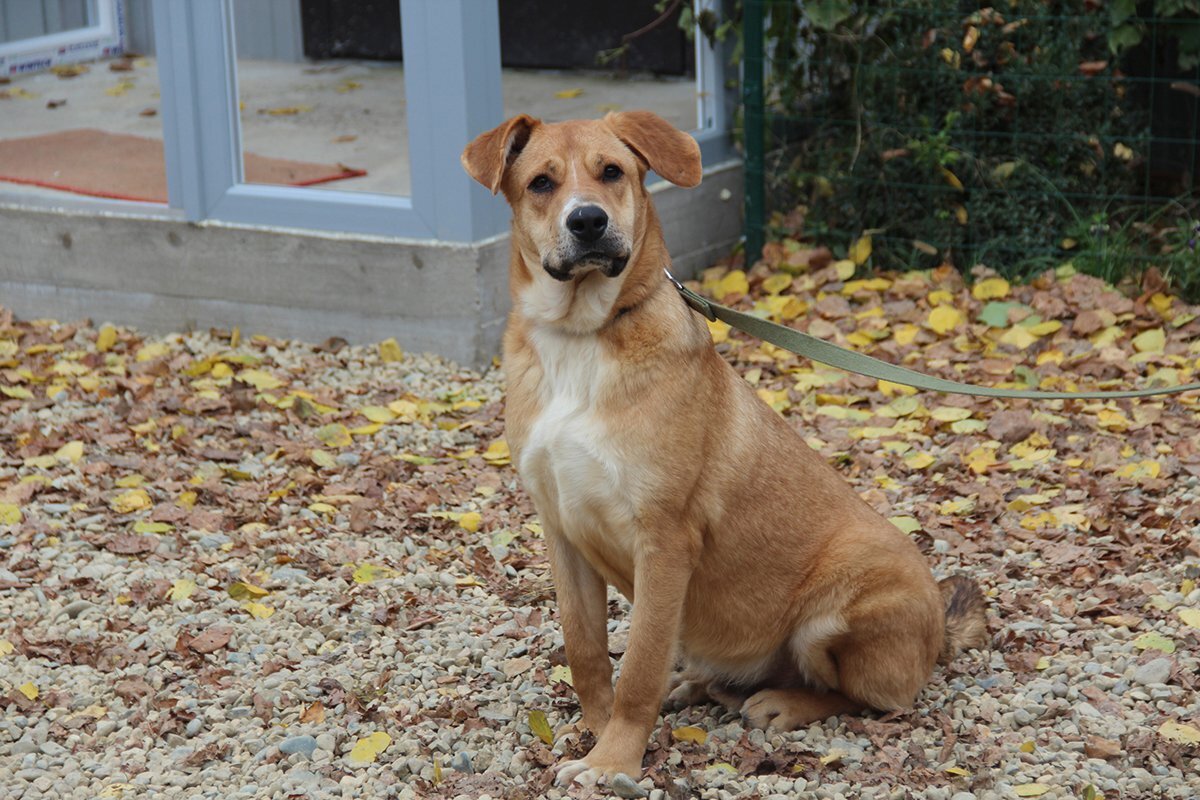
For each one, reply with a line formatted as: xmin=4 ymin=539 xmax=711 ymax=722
xmin=664 ymin=268 xmax=716 ymax=321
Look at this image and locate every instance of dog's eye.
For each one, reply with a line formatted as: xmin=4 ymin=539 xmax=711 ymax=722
xmin=529 ymin=175 xmax=553 ymax=193
xmin=602 ymin=164 xmax=623 ymax=181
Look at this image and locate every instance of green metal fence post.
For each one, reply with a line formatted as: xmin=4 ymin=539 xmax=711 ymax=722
xmin=742 ymin=0 xmax=766 ymax=267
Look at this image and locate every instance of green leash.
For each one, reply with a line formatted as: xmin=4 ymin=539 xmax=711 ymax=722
xmin=666 ymin=270 xmax=1200 ymax=401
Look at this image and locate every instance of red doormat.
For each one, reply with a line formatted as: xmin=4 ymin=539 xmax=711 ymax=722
xmin=0 ymin=128 xmax=367 ymax=203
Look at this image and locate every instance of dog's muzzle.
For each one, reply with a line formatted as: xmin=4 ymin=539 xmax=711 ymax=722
xmin=544 ymin=251 xmax=629 ymax=281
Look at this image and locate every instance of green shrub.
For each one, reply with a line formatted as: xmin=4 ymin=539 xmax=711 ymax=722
xmin=758 ymin=0 xmax=1199 ymax=294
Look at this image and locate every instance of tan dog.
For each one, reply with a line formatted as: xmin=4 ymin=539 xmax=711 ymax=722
xmin=461 ymin=111 xmax=987 ymax=789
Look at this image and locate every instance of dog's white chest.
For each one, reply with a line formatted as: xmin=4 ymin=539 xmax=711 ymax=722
xmin=518 ymin=331 xmax=637 ymax=564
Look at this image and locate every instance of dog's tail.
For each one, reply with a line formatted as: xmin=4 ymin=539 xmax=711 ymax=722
xmin=937 ymin=574 xmax=988 ymax=664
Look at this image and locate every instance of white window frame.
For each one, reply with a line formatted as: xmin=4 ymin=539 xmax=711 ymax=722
xmin=1 ymin=0 xmax=736 ymax=243
xmin=0 ymin=0 xmax=125 ymax=76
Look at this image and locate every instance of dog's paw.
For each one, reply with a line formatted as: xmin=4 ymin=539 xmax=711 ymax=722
xmin=664 ymin=679 xmax=710 ymax=710
xmin=554 ymin=762 xmax=648 ymax=796
xmin=554 ymin=759 xmax=602 ymax=789
xmin=740 ymin=689 xmax=805 ymax=731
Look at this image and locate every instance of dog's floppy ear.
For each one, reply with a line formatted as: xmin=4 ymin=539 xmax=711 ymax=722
xmin=604 ymin=110 xmax=702 ymax=188
xmin=461 ymin=114 xmax=539 ymax=195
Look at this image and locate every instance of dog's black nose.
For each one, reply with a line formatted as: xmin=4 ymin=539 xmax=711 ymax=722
xmin=566 ymin=205 xmax=608 ymax=243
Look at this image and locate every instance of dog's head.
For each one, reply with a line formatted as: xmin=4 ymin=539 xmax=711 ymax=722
xmin=461 ymin=111 xmax=701 ymax=282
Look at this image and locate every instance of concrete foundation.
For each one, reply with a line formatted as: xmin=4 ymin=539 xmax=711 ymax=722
xmin=0 ymin=160 xmax=742 ymax=366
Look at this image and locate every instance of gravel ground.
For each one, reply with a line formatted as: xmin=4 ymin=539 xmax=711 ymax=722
xmin=1 ymin=260 xmax=1199 ymax=800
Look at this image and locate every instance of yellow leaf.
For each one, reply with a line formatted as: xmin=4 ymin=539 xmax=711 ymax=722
xmin=944 ymin=766 xmax=971 ymax=777
xmin=1020 ymin=512 xmax=1055 ymax=530
xmin=1132 ymin=328 xmax=1165 ymax=353
xmin=352 ymin=563 xmax=396 ymax=584
xmin=1132 ymin=632 xmax=1175 ymax=653
xmin=930 ymin=406 xmax=972 ymax=422
xmin=1027 ymin=320 xmax=1062 ymax=336
xmin=96 ymin=325 xmax=118 ymax=352
xmin=849 ymin=236 xmax=872 ymax=265
xmin=904 ymin=452 xmax=936 ymax=470
xmin=459 ymin=512 xmax=482 ymax=533
xmin=1014 ymin=784 xmax=1051 ymax=797
xmin=106 ymin=79 xmax=135 ymax=96
xmin=971 ymin=277 xmax=1010 ymax=300
xmin=0 ymin=503 xmax=23 ymax=525
xmin=379 ymin=338 xmax=404 ymax=363
xmin=844 ymin=278 xmax=891 ymax=294
xmin=261 ymin=104 xmax=313 ymax=115
xmin=707 ymin=319 xmax=730 ymax=344
xmin=833 ymin=259 xmax=856 ymax=280
xmin=964 ymin=446 xmax=997 ymax=474
xmin=18 ymin=682 xmax=38 ymax=701
xmin=168 ymin=579 xmax=197 ymax=601
xmin=889 ymin=515 xmax=921 ymax=534
xmin=893 ymin=324 xmax=920 ymax=346
xmin=1 ymin=386 xmax=33 ymax=399
xmin=1179 ymin=609 xmax=1200 ymax=628
xmin=133 ymin=521 xmax=173 ymax=534
xmin=999 ymin=326 xmax=1039 ymax=350
xmin=360 ymin=406 xmax=395 ymax=423
xmin=939 ymin=497 xmax=976 ymax=515
xmin=1158 ymin=720 xmax=1200 ymax=744
xmin=347 ymin=731 xmax=392 ymax=764
xmin=672 ymin=725 xmax=708 ymax=745
xmin=528 ymin=710 xmax=554 ymax=745
xmin=242 ymin=601 xmax=275 ymax=619
xmin=0 ymin=639 xmax=13 ymax=656
xmin=116 ymin=474 xmax=145 ymax=488
xmin=762 ymin=273 xmax=792 ymax=294
xmin=1019 ymin=740 xmax=1036 ymax=753
xmin=227 ymin=581 xmax=269 ymax=601
xmin=237 ymin=368 xmax=283 ymax=391
xmin=940 ymin=166 xmax=964 ymax=191
xmin=308 ymin=502 xmax=337 ymax=514
xmin=483 ymin=439 xmax=511 ymax=465
xmin=315 ymin=423 xmax=353 ymax=448
xmin=954 ymin=205 xmax=968 ymax=225
xmin=1096 ymin=409 xmax=1131 ymax=431
xmin=310 ymin=449 xmax=337 ymax=469
xmin=1114 ymin=460 xmax=1161 ymax=481
xmin=926 ymin=306 xmax=963 ymax=334
xmin=111 ymin=489 xmax=152 ymax=514
xmin=548 ymin=665 xmax=573 ymax=686
xmin=713 ymin=270 xmax=749 ymax=299
xmin=554 ymin=88 xmax=584 ymax=99
xmin=1113 ymin=142 xmax=1134 ymax=161
xmin=1035 ymin=656 xmax=1050 ymax=670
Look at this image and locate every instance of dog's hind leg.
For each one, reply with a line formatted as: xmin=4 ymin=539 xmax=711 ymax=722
xmin=665 ymin=672 xmax=749 ymax=712
xmin=741 ymin=591 xmax=942 ymax=730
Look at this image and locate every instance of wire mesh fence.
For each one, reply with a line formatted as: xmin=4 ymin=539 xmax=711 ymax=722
xmin=741 ymin=0 xmax=1200 ymax=297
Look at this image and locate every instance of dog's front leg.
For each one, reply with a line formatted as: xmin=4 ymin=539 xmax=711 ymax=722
xmin=556 ymin=543 xmax=693 ymax=787
xmin=546 ymin=532 xmax=615 ymax=737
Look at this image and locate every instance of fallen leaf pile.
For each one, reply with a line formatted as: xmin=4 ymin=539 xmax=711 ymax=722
xmin=2 ymin=234 xmax=1199 ymax=797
